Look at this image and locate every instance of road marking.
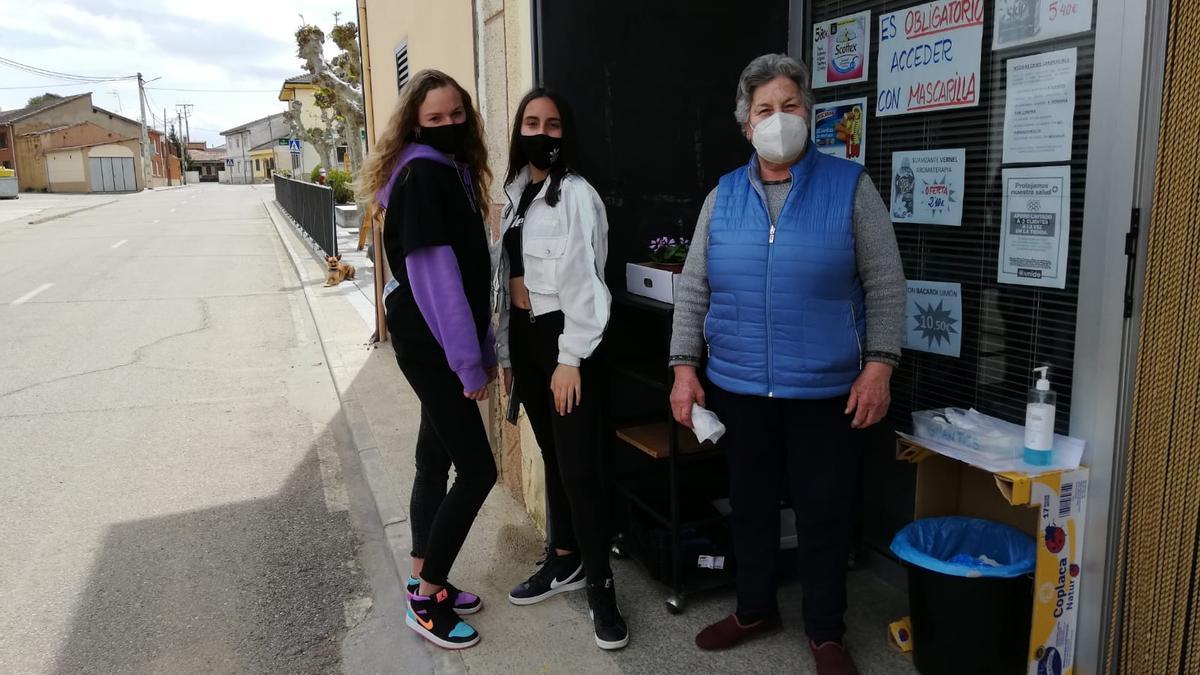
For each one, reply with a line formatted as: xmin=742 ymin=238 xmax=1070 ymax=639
xmin=111 ymin=239 xmax=128 ymax=249
xmin=12 ymin=283 xmax=53 ymax=305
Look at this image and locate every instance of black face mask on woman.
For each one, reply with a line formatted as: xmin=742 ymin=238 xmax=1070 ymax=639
xmin=517 ymin=134 xmax=562 ymax=171
xmin=417 ymin=122 xmax=468 ymax=156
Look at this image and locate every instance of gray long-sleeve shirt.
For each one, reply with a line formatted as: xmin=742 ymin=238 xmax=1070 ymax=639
xmin=669 ymin=171 xmax=906 ymax=369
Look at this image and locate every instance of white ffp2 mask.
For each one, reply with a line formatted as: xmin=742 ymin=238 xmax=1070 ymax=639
xmin=751 ymin=112 xmax=809 ymax=164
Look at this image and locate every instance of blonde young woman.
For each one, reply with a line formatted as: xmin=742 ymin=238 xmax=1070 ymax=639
xmin=359 ymin=70 xmax=496 ymax=650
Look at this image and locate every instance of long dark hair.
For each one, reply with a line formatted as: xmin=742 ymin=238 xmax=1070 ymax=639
xmin=505 ymin=88 xmax=578 ymax=207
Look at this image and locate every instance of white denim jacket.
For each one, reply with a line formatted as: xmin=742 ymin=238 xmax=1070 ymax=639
xmin=494 ymin=168 xmax=611 ymax=369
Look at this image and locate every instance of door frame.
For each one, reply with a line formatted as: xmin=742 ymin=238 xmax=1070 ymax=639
xmin=1065 ymin=0 xmax=1164 ymax=670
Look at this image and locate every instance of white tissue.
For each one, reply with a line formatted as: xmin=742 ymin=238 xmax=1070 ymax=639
xmin=691 ymin=403 xmax=726 ymax=444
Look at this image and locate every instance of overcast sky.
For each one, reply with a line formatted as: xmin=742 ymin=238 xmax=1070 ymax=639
xmin=0 ymin=0 xmax=358 ymax=146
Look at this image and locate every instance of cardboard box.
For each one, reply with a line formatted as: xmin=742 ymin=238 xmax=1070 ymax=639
xmin=626 ymin=262 xmax=679 ymax=304
xmin=897 ymin=439 xmax=1089 ymax=675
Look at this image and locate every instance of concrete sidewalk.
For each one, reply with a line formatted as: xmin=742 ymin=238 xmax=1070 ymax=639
xmin=260 ymin=190 xmax=918 ymax=674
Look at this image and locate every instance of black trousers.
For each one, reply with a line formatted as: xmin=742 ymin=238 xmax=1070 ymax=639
xmin=510 ymin=308 xmax=612 ymax=584
xmin=392 ymin=345 xmax=497 ymax=588
xmin=710 ymin=385 xmax=862 ymax=643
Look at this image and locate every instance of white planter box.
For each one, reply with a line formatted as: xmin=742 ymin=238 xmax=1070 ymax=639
xmin=625 ymin=262 xmax=679 ymax=304
xmin=335 ymin=204 xmax=362 ymax=229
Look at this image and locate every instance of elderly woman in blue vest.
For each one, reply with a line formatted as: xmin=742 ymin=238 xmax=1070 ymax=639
xmin=669 ymin=54 xmax=905 ymax=675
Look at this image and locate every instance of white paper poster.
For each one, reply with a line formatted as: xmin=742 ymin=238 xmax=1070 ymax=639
xmin=876 ymin=0 xmax=985 ymax=117
xmin=891 ymin=149 xmax=966 ymax=226
xmin=812 ymin=11 xmax=871 ymax=88
xmin=904 ymin=281 xmax=962 ymax=357
xmin=1003 ymin=48 xmax=1077 ymax=164
xmin=994 ymin=0 xmax=1094 ymax=50
xmin=812 ymin=98 xmax=868 ymax=165
xmin=998 ymin=166 xmax=1071 ymax=288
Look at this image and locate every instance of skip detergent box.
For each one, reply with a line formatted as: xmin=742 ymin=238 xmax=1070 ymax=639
xmin=897 ymin=439 xmax=1089 ymax=675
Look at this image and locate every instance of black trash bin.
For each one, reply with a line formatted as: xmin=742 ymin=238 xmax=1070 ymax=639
xmin=891 ymin=516 xmax=1036 ymax=675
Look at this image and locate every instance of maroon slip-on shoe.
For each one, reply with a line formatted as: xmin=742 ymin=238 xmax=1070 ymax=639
xmin=810 ymin=640 xmax=860 ymax=675
xmin=695 ymin=613 xmax=781 ymax=651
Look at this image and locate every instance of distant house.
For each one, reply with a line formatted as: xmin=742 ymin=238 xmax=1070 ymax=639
xmin=0 ymin=93 xmax=152 ymax=193
xmin=187 ymin=144 xmax=226 ymax=182
xmin=277 ymin=73 xmax=328 ymax=175
xmin=220 ymin=112 xmax=288 ymax=184
xmin=148 ymin=129 xmax=183 ymax=187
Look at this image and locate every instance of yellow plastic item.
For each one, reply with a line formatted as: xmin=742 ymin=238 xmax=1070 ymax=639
xmin=0 ymin=168 xmax=14 ymax=178
xmin=889 ymin=617 xmax=914 ymax=653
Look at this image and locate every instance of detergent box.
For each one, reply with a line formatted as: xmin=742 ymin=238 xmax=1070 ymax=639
xmin=897 ymin=438 xmax=1089 ymax=675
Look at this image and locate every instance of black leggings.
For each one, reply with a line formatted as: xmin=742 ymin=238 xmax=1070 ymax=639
xmin=393 ymin=347 xmax=497 ymax=588
xmin=510 ymin=308 xmax=612 ymax=584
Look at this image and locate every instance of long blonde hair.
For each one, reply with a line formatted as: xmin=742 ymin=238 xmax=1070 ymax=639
xmin=358 ymin=70 xmax=491 ymax=218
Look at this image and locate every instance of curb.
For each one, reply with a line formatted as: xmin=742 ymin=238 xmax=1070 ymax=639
xmin=28 ymin=200 xmax=117 ymax=225
xmin=260 ymin=198 xmax=411 ymax=532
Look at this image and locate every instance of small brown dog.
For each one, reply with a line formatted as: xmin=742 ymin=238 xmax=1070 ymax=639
xmin=324 ymin=254 xmax=356 ymax=286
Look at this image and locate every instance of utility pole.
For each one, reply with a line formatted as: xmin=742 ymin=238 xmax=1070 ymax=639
xmin=176 ymin=104 xmax=194 ymax=183
xmin=137 ymin=72 xmax=151 ymax=189
xmin=176 ymin=112 xmax=186 ymax=185
xmin=163 ymin=107 xmax=170 ymax=185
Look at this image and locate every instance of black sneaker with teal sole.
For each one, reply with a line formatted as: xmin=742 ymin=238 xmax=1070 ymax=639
xmin=406 ymin=588 xmax=480 ymax=650
xmin=407 ymin=576 xmax=482 ymax=615
xmin=508 ymin=548 xmax=586 ymax=605
xmin=588 ymin=579 xmax=629 ymax=650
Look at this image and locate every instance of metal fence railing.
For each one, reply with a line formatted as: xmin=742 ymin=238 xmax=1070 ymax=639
xmin=274 ymin=174 xmax=337 ymax=257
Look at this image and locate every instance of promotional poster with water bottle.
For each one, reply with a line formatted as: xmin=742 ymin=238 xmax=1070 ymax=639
xmin=890 ymin=149 xmax=966 ymax=226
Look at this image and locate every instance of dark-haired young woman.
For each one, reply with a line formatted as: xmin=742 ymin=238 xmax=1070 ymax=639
xmin=493 ymin=89 xmax=626 ymax=650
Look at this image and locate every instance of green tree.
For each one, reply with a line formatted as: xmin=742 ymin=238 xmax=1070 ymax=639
xmin=27 ymin=93 xmax=64 ymax=107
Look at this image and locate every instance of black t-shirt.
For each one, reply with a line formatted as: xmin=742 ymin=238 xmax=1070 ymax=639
xmin=382 ymin=158 xmax=491 ymax=358
xmin=503 ymin=179 xmax=544 ymax=280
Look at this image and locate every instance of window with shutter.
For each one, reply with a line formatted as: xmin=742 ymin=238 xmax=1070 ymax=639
xmin=806 ymin=1 xmax=1096 ymax=434
xmin=395 ymin=39 xmax=410 ymax=92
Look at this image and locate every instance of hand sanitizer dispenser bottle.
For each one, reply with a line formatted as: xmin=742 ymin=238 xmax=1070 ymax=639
xmin=1023 ymin=366 xmax=1057 ymax=466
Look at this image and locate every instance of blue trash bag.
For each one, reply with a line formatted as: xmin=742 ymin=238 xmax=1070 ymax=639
xmin=890 ymin=516 xmax=1035 ymax=579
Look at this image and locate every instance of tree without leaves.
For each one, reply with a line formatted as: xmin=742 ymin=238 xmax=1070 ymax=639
xmin=294 ymin=19 xmax=365 ymax=174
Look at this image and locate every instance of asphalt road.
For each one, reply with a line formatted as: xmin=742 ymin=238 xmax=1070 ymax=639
xmin=0 ymin=185 xmax=370 ymax=674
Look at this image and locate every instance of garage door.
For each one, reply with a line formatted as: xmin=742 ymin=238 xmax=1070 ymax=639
xmin=89 ymin=157 xmax=136 ymax=192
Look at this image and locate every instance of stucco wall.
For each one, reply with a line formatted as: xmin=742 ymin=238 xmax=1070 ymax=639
xmin=12 ymin=100 xmax=147 ymax=192
xmin=90 ymin=143 xmax=134 ymax=158
xmin=360 ymin=0 xmax=477 ymax=144
xmin=46 ymin=148 xmax=85 ymax=189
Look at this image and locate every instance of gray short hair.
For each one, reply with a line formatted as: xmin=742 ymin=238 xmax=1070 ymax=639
xmin=734 ymin=54 xmax=816 ymax=126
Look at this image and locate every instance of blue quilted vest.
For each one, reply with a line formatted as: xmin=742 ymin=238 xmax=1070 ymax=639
xmin=705 ymin=149 xmax=865 ymax=399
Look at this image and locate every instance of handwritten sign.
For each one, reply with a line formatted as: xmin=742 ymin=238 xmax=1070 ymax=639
xmin=877 ymin=0 xmax=984 ymax=117
xmin=995 ymin=0 xmax=1094 ymax=50
xmin=812 ymin=11 xmax=871 ymax=88
xmin=891 ymin=149 xmax=966 ymax=226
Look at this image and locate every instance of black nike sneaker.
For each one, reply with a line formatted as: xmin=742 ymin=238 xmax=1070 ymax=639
xmin=406 ymin=587 xmax=481 ymax=650
xmin=508 ymin=548 xmax=586 ymax=605
xmin=587 ymin=578 xmax=629 ymax=650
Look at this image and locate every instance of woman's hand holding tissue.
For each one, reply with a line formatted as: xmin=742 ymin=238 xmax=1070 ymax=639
xmin=670 ymin=365 xmax=706 ymax=428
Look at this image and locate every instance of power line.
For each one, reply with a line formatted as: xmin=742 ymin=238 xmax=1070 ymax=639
xmin=0 ymin=81 xmax=128 ymax=90
xmin=0 ymin=56 xmax=136 ymax=83
xmin=148 ymin=86 xmax=278 ymax=93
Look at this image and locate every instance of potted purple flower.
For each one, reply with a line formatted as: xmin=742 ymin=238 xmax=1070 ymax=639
xmin=626 ymin=236 xmax=691 ymax=304
xmin=647 ymin=236 xmax=690 ymax=274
